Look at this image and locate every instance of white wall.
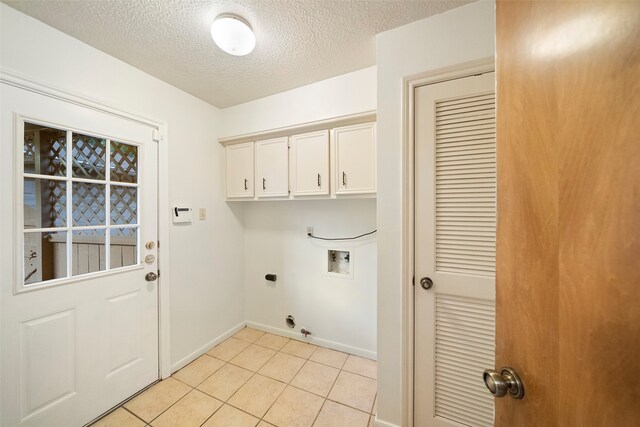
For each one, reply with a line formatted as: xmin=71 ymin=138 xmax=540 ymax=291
xmin=0 ymin=4 xmax=246 ymax=369
xmin=375 ymin=1 xmax=495 ymax=425
xmin=222 ymin=67 xmax=378 ymax=357
xmin=244 ymin=200 xmax=377 ymax=358
xmin=220 ymin=66 xmax=376 ymax=138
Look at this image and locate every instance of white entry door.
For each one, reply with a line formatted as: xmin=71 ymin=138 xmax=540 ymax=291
xmin=1 ymin=83 xmax=159 ymax=427
xmin=414 ymin=72 xmax=496 ymax=426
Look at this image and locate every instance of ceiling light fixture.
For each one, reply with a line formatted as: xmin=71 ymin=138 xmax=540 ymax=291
xmin=210 ymin=14 xmax=256 ymax=56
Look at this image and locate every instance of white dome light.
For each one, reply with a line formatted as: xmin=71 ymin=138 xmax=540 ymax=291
xmin=210 ymin=14 xmax=256 ymax=56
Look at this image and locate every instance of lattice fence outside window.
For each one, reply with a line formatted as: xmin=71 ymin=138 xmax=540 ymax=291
xmin=22 ymin=122 xmax=140 ymax=286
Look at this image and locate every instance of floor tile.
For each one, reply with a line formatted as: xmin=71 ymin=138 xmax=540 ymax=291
xmin=368 ymin=415 xmax=374 ymax=427
xmin=327 ymin=371 xmax=376 ymax=413
xmin=313 ymin=400 xmax=370 ymax=427
xmin=233 ymin=327 xmax=266 ymax=343
xmin=258 ymin=422 xmax=275 ymax=427
xmin=124 ymin=378 xmax=191 ymax=422
xmin=230 ymin=344 xmax=276 ymax=371
xmin=197 ymin=363 xmax=253 ymax=401
xmin=207 ymin=338 xmax=251 ymax=361
xmin=92 ymin=408 xmax=145 ymax=427
xmin=151 ymin=390 xmax=222 ymax=427
xmin=290 ymin=360 xmax=339 ymax=397
xmin=172 ymin=354 xmax=225 ymax=387
xmin=309 ymin=347 xmax=348 ymax=369
xmin=258 ymin=352 xmax=306 ymax=383
xmin=255 ymin=333 xmax=290 ymax=350
xmin=342 ymin=355 xmax=377 ymax=380
xmin=372 ymin=395 xmax=377 ymax=415
xmin=227 ymin=374 xmax=286 ymax=418
xmin=280 ymin=340 xmax=317 ymax=359
xmin=201 ymin=404 xmax=259 ymax=427
xmin=263 ymin=386 xmax=324 ymax=427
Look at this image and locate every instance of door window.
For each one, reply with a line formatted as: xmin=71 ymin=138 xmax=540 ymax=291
xmin=22 ymin=121 xmax=140 ymax=287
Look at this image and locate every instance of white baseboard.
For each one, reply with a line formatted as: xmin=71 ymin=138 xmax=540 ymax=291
xmin=246 ymin=320 xmax=377 ymax=360
xmin=373 ymin=417 xmax=400 ymax=427
xmin=170 ymin=321 xmax=246 ymax=373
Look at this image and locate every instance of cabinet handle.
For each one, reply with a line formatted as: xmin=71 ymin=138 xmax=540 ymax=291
xmin=263 ymin=178 xmax=266 ymax=190
xmin=342 ymin=171 xmax=346 ymax=187
xmin=244 ymin=178 xmax=248 ymax=191
xmin=318 ymin=173 xmax=321 ymax=187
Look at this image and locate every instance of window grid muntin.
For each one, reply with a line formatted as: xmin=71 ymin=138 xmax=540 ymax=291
xmin=22 ymin=122 xmax=141 ymax=287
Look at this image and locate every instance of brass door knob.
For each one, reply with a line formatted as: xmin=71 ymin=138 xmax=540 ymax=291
xmin=145 ymin=272 xmax=158 ymax=282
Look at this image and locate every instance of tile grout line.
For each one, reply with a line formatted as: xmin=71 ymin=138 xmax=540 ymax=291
xmin=144 ymin=378 xmax=196 ymax=425
xmin=190 ymin=342 xmax=281 ymax=425
xmin=149 ymin=356 xmax=232 ymax=426
xmin=258 ymin=342 xmax=343 ymax=426
xmin=221 ymin=333 xmax=285 ymax=423
xmin=317 ymin=356 xmax=378 ymax=419
xmin=122 ymin=406 xmax=150 ymax=425
xmin=257 ymin=342 xmax=316 ymax=425
xmin=203 ymin=332 xmax=375 ymax=426
xmin=189 ymin=342 xmax=274 ymax=427
xmin=309 ymin=358 xmax=344 ymax=427
xmin=105 ymin=328 xmax=376 ymax=427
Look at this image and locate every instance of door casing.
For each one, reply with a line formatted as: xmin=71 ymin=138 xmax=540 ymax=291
xmin=0 ymin=68 xmax=173 ymax=380
xmin=400 ymin=57 xmax=495 ymax=427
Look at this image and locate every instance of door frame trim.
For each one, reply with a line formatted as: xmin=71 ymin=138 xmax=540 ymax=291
xmin=0 ymin=67 xmax=173 ymax=380
xmin=400 ymin=57 xmax=494 ymax=427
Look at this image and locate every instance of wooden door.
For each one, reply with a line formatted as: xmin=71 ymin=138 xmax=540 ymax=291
xmin=333 ymin=123 xmax=376 ymax=195
xmin=1 ymin=84 xmax=159 ymax=426
xmin=290 ymin=130 xmax=329 ymax=196
xmin=255 ymin=137 xmax=289 ymax=198
xmin=496 ymin=1 xmax=640 ymax=425
xmin=414 ymin=72 xmax=496 ymax=427
xmin=226 ymin=142 xmax=254 ymax=198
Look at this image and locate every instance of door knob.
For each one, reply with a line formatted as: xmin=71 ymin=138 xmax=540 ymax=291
xmin=145 ymin=272 xmax=158 ymax=282
xmin=483 ymin=367 xmax=524 ymax=399
xmin=420 ymin=277 xmax=433 ymax=290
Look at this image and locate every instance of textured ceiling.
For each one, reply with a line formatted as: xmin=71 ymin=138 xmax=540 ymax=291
xmin=3 ymin=0 xmax=470 ymax=108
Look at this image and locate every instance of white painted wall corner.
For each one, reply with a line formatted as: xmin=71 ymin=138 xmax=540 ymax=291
xmin=170 ymin=321 xmax=246 ymax=373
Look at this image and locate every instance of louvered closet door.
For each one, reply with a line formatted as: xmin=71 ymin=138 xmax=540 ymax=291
xmin=414 ymin=72 xmax=496 ymax=427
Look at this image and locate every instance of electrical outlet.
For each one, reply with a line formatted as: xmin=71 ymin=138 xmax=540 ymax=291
xmin=307 ymin=226 xmax=313 ymax=236
xmin=199 ymin=208 xmax=206 ymax=220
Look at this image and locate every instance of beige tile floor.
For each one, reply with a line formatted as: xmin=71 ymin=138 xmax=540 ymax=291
xmin=91 ymin=327 xmax=377 ymax=427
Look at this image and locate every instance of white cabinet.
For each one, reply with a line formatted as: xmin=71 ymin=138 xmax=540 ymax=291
xmin=223 ymin=120 xmax=376 ymax=200
xmin=290 ymin=130 xmax=329 ymax=196
xmin=333 ymin=123 xmax=376 ymax=195
xmin=255 ymin=137 xmax=289 ymax=198
xmin=226 ymin=142 xmax=254 ymax=198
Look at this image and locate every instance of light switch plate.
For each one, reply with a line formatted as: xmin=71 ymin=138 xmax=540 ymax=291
xmin=199 ymin=208 xmax=206 ymax=220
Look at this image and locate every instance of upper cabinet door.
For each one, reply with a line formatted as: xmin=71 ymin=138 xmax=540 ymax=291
xmin=290 ymin=130 xmax=329 ymax=197
xmin=226 ymin=142 xmax=254 ymax=198
xmin=256 ymin=137 xmax=289 ymax=198
xmin=333 ymin=123 xmax=376 ymax=195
